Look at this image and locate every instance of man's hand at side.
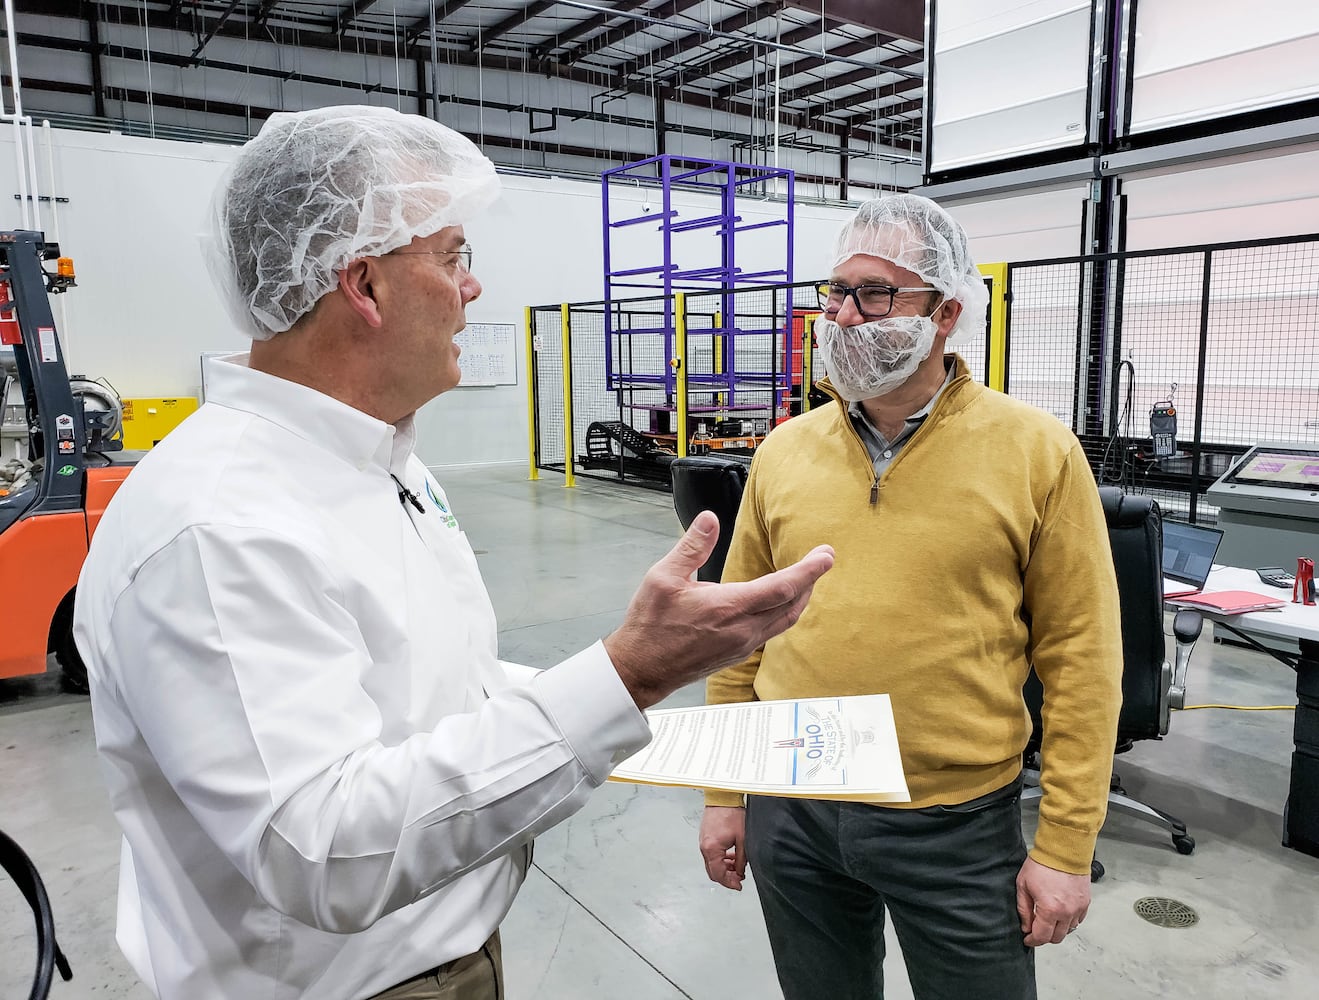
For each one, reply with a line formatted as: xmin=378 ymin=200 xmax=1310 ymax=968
xmin=699 ymin=806 xmax=747 ymax=891
xmin=604 ymin=511 xmax=833 ymax=710
xmin=1016 ymin=856 xmax=1090 ymax=946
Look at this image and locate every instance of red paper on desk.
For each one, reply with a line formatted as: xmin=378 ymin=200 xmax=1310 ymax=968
xmin=1167 ymin=590 xmax=1287 ymax=614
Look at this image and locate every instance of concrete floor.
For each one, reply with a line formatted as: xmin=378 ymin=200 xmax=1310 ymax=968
xmin=2 ymin=464 xmax=1316 ymax=999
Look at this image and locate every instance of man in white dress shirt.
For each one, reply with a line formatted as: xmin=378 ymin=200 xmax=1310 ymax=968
xmin=72 ymin=105 xmax=833 ymax=1000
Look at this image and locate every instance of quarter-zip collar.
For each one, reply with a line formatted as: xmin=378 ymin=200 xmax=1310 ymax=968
xmin=815 ymin=354 xmax=975 ymax=504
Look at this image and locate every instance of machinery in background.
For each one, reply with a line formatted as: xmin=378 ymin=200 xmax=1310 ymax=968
xmin=1207 ymin=442 xmax=1319 ymax=568
xmin=0 ymin=230 xmax=138 ymax=692
xmin=68 ymin=376 xmax=122 ymax=447
xmin=1206 ymin=443 xmax=1319 ymax=655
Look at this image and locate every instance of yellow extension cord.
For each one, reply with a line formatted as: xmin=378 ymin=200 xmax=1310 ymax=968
xmin=1177 ymin=704 xmax=1294 ymax=711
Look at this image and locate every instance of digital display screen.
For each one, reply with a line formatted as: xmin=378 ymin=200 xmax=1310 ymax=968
xmin=1226 ymin=448 xmax=1319 ymax=489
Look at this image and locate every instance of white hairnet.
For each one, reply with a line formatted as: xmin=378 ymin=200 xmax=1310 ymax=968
xmin=204 ymin=105 xmax=501 ymax=340
xmin=831 ymin=194 xmax=989 ymax=345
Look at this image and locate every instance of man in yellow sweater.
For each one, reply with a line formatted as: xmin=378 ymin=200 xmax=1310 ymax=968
xmin=698 ymin=194 xmax=1123 ymax=999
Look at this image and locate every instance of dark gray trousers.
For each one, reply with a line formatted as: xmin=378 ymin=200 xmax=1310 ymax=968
xmin=744 ymin=780 xmax=1035 ymax=1000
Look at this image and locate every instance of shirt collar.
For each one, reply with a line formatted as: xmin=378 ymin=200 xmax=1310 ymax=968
xmin=847 ymin=356 xmax=957 ymax=427
xmin=203 ymin=353 xmax=416 ymax=473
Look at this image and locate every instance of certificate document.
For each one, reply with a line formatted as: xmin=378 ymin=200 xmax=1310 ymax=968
xmin=609 ymin=695 xmax=910 ymax=803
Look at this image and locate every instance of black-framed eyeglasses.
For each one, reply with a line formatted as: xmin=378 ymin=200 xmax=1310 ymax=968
xmin=389 ymin=243 xmax=473 ymax=272
xmin=816 ymin=281 xmax=932 ymax=319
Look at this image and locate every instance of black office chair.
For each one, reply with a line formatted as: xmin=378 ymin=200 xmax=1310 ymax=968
xmin=1022 ymin=487 xmax=1204 ymax=877
xmin=670 ymin=455 xmax=751 ymax=582
xmin=1 ymin=827 xmax=74 ymax=999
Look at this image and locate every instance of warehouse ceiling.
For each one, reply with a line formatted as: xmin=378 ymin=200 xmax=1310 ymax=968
xmin=2 ymin=1 xmax=927 ymax=195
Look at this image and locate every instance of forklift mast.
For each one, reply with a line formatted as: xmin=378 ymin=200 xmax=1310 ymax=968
xmin=0 ymin=230 xmax=85 ymax=515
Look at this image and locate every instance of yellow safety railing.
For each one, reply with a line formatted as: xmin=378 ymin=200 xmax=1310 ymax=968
xmin=675 ymin=291 xmax=688 ymax=458
xmin=978 ymin=262 xmax=1008 ymax=392
xmin=560 ymin=302 xmax=575 ymax=488
xmin=524 ymin=305 xmax=538 ymax=482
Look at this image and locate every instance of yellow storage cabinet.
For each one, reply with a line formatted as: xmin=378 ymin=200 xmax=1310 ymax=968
xmin=120 ymin=396 xmax=199 ymax=450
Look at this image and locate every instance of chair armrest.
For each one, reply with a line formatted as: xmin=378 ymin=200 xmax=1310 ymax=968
xmin=1168 ymin=609 xmax=1204 ymax=713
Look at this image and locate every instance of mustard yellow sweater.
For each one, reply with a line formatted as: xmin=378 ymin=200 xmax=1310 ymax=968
xmin=706 ymin=356 xmax=1123 ymax=875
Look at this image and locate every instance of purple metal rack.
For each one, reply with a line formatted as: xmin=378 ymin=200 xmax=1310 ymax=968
xmin=601 ymin=155 xmax=795 ymax=400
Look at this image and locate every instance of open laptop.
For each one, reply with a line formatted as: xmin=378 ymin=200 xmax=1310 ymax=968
xmin=1162 ymin=520 xmax=1224 ymax=597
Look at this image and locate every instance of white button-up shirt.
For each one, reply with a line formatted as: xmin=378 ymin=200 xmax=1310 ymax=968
xmin=74 ymin=355 xmax=651 ymax=1000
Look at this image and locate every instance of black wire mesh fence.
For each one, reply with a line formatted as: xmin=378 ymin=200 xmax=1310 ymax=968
xmin=531 ymin=275 xmax=1002 ymax=492
xmin=536 ymin=238 xmax=1314 ymax=514
xmin=530 ymin=283 xmax=822 ymax=490
xmin=1005 ymin=233 xmax=1319 ymax=520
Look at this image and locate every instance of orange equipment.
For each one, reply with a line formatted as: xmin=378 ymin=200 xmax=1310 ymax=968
xmin=0 ymin=231 xmax=138 ymax=692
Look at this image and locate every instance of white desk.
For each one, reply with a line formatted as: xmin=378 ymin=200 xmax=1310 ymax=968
xmin=1177 ymin=566 xmax=1319 ymax=857
xmin=1194 ymin=566 xmax=1319 ymax=644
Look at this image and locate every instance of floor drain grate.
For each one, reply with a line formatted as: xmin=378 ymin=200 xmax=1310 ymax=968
xmin=1133 ymin=896 xmax=1199 ymax=928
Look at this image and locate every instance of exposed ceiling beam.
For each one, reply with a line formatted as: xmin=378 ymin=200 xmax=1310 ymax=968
xmin=533 ymin=0 xmax=650 ymax=58
xmin=190 ymin=0 xmax=243 ymax=64
xmin=327 ymin=0 xmax=382 ymax=39
xmin=6 ymin=5 xmax=732 ymax=127
xmin=6 ymin=2 xmax=916 ymax=153
xmin=663 ymin=11 xmax=924 ymax=92
xmin=4 ymin=72 xmax=650 ymax=162
xmin=780 ymin=60 xmax=920 ymax=106
xmin=558 ymin=0 xmax=707 ymax=68
xmin=660 ymin=17 xmax=835 ymax=90
xmin=782 ymin=0 xmax=923 ymax=43
xmin=404 ymin=0 xmax=479 ymax=45
xmin=613 ymin=1 xmax=780 ymax=82
xmin=475 ymin=0 xmax=559 ymax=48
xmin=716 ymin=33 xmax=900 ymax=100
xmin=8 ymin=29 xmax=807 ymax=151
xmin=4 ymin=74 xmax=912 ymax=187
xmin=809 ymin=87 xmax=923 ymax=123
xmin=86 ymin=2 xmax=105 ymax=119
xmin=252 ymin=0 xmax=282 ymax=30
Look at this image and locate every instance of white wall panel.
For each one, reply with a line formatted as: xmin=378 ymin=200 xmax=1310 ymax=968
xmin=939 ymin=184 xmax=1087 ymax=263
xmin=1122 ymin=146 xmax=1319 ymax=248
xmin=930 ymin=0 xmax=1093 ymax=172
xmin=1128 ymin=0 xmax=1319 ymax=133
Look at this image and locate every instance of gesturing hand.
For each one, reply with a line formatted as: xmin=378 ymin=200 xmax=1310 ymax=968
xmin=604 ymin=511 xmax=834 ymax=710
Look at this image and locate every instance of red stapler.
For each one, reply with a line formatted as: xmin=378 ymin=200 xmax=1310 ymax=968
xmin=1295 ymin=557 xmax=1316 ymax=606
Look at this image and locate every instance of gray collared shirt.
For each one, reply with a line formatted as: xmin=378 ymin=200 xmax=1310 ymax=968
xmin=848 ymin=361 xmax=956 ymax=476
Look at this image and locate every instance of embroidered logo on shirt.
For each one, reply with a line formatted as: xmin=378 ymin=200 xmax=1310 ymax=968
xmin=424 ymin=479 xmax=450 ymax=513
xmin=425 ymin=479 xmax=460 ymax=529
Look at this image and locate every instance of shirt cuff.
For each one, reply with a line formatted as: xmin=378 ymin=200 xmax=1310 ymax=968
xmin=533 ymin=640 xmax=652 ymax=784
xmin=703 ymin=790 xmax=746 ymax=808
xmin=1030 ymin=817 xmax=1100 ymax=876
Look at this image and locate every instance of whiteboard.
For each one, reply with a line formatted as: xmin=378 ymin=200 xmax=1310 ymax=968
xmin=456 ymin=322 xmax=518 ymax=387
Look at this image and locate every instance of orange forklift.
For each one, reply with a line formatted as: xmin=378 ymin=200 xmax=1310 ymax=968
xmin=0 ymin=230 xmax=136 ymax=692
